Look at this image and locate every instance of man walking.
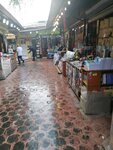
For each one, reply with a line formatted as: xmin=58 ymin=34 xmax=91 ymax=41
xmin=17 ymin=45 xmax=24 ymax=64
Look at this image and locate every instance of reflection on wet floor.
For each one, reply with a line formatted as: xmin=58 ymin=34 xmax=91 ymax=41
xmin=0 ymin=59 xmax=111 ymax=150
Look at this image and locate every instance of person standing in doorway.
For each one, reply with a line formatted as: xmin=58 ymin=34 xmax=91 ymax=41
xmin=17 ymin=45 xmax=24 ymax=64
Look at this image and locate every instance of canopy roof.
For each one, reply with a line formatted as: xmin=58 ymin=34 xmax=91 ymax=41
xmin=47 ymin=0 xmax=64 ymax=28
xmin=47 ymin=0 xmax=113 ymax=29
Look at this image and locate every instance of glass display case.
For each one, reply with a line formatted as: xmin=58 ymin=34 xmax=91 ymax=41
xmin=0 ymin=53 xmax=17 ymax=80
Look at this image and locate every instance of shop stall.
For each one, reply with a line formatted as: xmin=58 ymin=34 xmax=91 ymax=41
xmin=0 ymin=53 xmax=17 ymax=80
xmin=65 ymin=58 xmax=113 ymax=115
xmin=66 ymin=61 xmax=81 ymax=98
xmin=0 ymin=54 xmax=11 ymax=80
xmin=80 ymin=58 xmax=113 ymax=115
xmin=47 ymin=0 xmax=113 ymax=149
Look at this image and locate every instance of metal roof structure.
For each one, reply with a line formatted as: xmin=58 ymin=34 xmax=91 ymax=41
xmin=47 ymin=0 xmax=64 ymax=28
xmin=47 ymin=0 xmax=113 ymax=30
xmin=0 ymin=4 xmax=23 ymax=28
xmin=0 ymin=4 xmax=47 ymax=35
xmin=0 ymin=4 xmax=23 ymax=34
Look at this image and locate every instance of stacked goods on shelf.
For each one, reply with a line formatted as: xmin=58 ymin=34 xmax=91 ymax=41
xmin=66 ymin=61 xmax=81 ymax=99
xmin=66 ymin=62 xmax=73 ymax=86
xmin=102 ymin=73 xmax=113 ymax=85
xmin=98 ymin=17 xmax=113 ymax=47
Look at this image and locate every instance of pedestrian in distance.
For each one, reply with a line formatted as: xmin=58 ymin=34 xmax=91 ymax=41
xmin=17 ymin=45 xmax=24 ymax=65
xmin=28 ymin=45 xmax=36 ymax=61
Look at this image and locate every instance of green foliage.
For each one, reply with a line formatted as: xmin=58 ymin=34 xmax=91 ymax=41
xmin=38 ymin=28 xmax=60 ymax=36
xmin=9 ymin=0 xmax=21 ymax=6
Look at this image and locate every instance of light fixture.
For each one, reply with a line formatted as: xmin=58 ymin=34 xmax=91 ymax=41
xmin=61 ymin=12 xmax=63 ymax=16
xmin=79 ymin=24 xmax=84 ymax=29
xmin=81 ymin=24 xmax=84 ymax=28
xmin=53 ymin=21 xmax=59 ymax=27
xmin=36 ymin=31 xmax=38 ymax=34
xmin=10 ymin=23 xmax=13 ymax=27
xmin=68 ymin=1 xmax=71 ymax=5
xmin=53 ymin=28 xmax=56 ymax=32
xmin=55 ymin=21 xmax=59 ymax=25
xmin=6 ymin=20 xmax=9 ymax=25
xmin=30 ymin=32 xmax=32 ymax=34
xmin=53 ymin=22 xmax=56 ymax=27
xmin=14 ymin=25 xmax=16 ymax=28
xmin=64 ymin=7 xmax=67 ymax=11
xmin=56 ymin=15 xmax=59 ymax=19
xmin=59 ymin=16 xmax=61 ymax=19
xmin=53 ymin=25 xmax=58 ymax=32
xmin=3 ymin=18 xmax=6 ymax=24
xmin=72 ymin=28 xmax=74 ymax=31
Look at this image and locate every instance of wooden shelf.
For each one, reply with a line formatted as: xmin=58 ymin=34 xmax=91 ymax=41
xmin=81 ymin=68 xmax=113 ymax=91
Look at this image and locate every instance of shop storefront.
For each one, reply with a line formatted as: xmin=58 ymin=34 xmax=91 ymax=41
xmin=47 ymin=0 xmax=113 ymax=149
xmin=0 ymin=29 xmax=17 ymax=79
xmin=0 ymin=4 xmax=23 ymax=80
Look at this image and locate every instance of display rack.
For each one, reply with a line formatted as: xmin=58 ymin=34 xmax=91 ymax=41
xmin=66 ymin=61 xmax=81 ymax=98
xmin=36 ymin=38 xmax=41 ymax=58
xmin=0 ymin=54 xmax=17 ymax=80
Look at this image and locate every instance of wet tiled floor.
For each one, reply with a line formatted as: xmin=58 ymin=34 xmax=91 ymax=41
xmin=0 ymin=59 xmax=111 ymax=150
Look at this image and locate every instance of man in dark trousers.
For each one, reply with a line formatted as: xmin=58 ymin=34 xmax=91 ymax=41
xmin=17 ymin=45 xmax=24 ymax=64
xmin=28 ymin=46 xmax=36 ymax=61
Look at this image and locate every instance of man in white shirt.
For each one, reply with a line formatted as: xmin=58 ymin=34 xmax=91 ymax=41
xmin=17 ymin=45 xmax=24 ymax=64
